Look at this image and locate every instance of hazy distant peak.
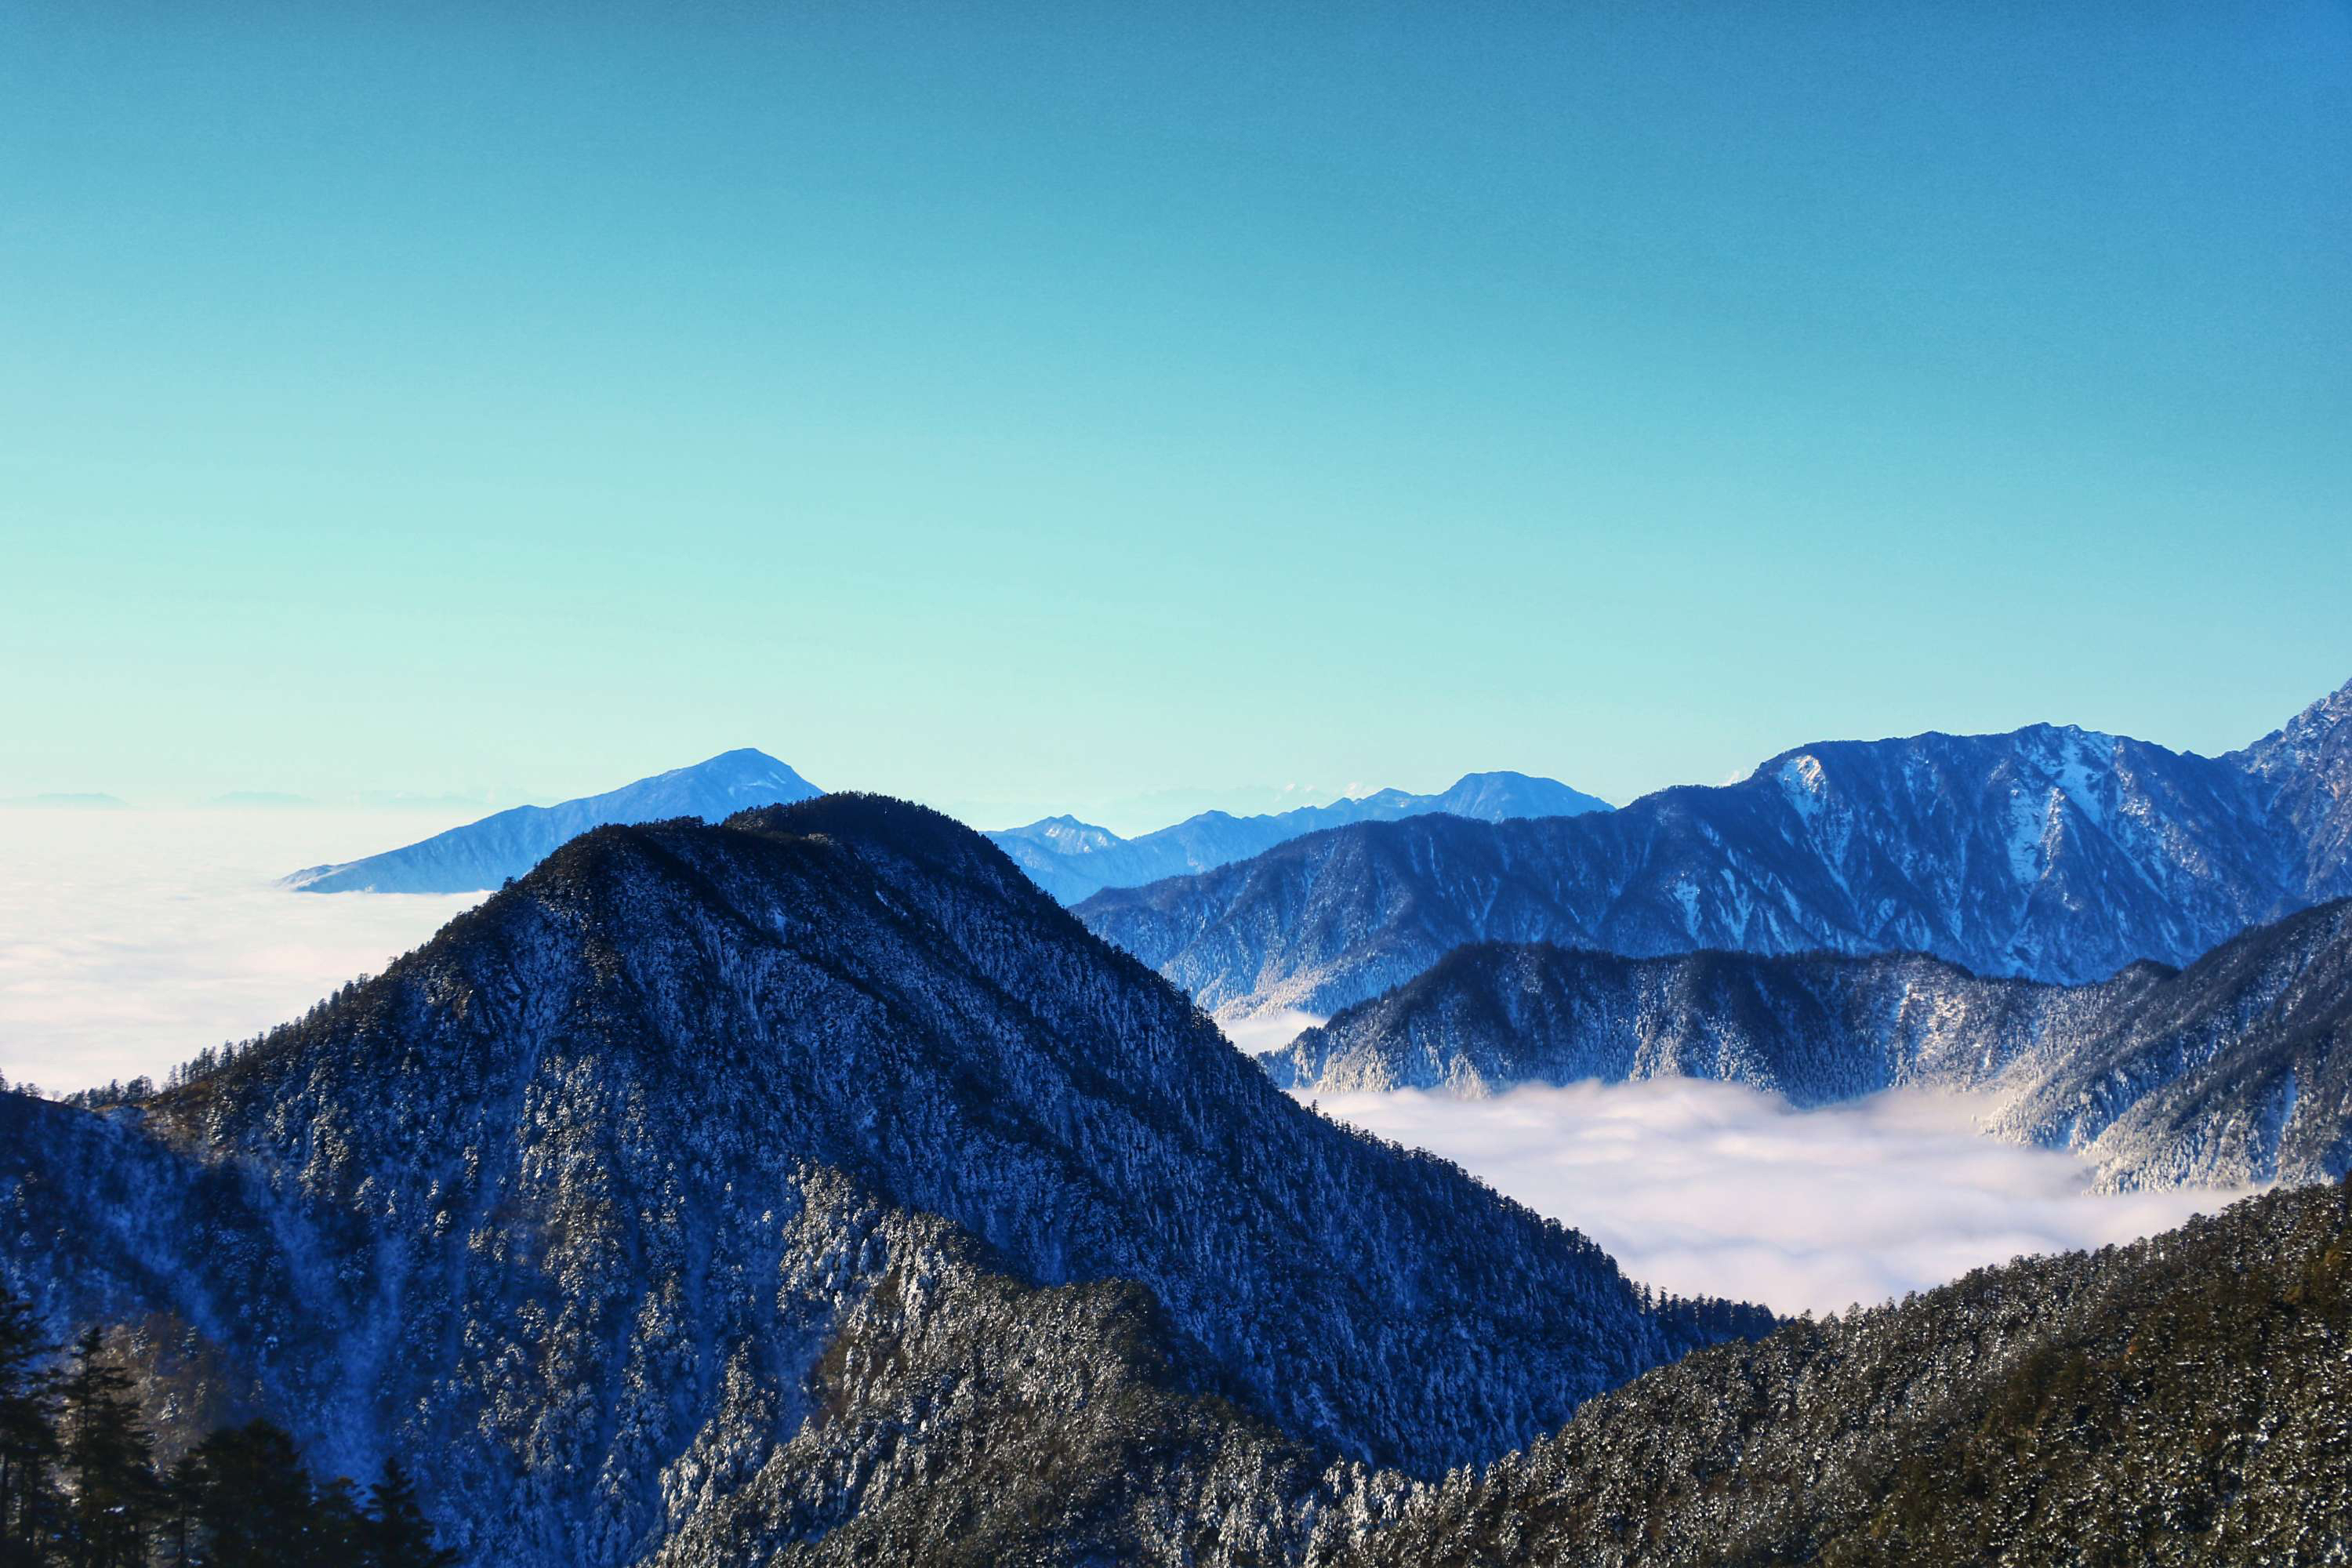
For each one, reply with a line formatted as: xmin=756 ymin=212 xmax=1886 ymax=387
xmin=986 ymin=768 xmax=1612 ymax=903
xmin=284 ymin=748 xmax=822 ymax=894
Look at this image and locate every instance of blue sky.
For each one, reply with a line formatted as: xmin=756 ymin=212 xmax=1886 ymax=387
xmin=4 ymin=2 xmax=2347 ymax=832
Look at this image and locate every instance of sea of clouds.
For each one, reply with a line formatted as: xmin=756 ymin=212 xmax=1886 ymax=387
xmin=1308 ymin=1080 xmax=2251 ymax=1316
xmin=0 ymin=808 xmax=484 ymax=1092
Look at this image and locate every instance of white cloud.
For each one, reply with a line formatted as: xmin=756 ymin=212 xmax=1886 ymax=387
xmin=1219 ymin=1009 xmax=1326 ymax=1055
xmin=1305 ymin=1079 xmax=2250 ymax=1317
xmin=0 ymin=809 xmax=483 ymax=1092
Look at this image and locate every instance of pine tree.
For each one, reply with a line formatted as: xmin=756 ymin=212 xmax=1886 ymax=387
xmin=178 ymin=1421 xmax=315 ymax=1566
xmin=154 ymin=1454 xmax=201 ymax=1568
xmin=308 ymin=1475 xmax=367 ymax=1567
xmin=362 ymin=1460 xmax=456 ymax=1568
xmin=56 ymin=1330 xmax=161 ymax=1568
xmin=0 ymin=1288 xmax=61 ymax=1568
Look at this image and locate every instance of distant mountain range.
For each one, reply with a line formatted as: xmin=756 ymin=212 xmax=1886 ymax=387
xmin=209 ymin=789 xmax=317 ymax=808
xmin=1081 ymin=677 xmax=2352 ymax=1018
xmin=288 ymin=757 xmax=1606 ymax=902
xmin=987 ymin=771 xmax=1612 ymax=903
xmin=1265 ymin=896 xmax=2352 ymax=1192
xmin=283 ymin=748 xmax=822 ymax=892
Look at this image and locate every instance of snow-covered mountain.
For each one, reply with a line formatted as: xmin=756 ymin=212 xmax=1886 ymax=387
xmin=282 ymin=748 xmax=822 ymax=893
xmin=1081 ymin=677 xmax=2352 ymax=1018
xmin=1265 ymin=896 xmax=2352 ymax=1192
xmin=5 ymin=797 xmax=1759 ymax=1567
xmin=988 ymin=771 xmax=1612 ymax=903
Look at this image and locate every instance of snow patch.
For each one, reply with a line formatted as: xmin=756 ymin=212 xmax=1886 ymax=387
xmin=1778 ymin=755 xmax=1829 ymax=821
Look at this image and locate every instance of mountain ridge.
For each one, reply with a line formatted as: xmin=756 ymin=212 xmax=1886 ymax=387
xmin=1080 ymin=677 xmax=2352 ymax=1016
xmin=988 ymin=769 xmax=1612 ymax=903
xmin=1264 ymin=895 xmax=2352 ymax=1191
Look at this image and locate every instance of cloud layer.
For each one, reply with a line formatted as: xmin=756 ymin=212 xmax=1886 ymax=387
xmin=1307 ymin=1080 xmax=2251 ymax=1316
xmin=0 ymin=809 xmax=482 ymax=1092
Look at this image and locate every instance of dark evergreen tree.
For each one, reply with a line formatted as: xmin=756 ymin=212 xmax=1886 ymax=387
xmin=56 ymin=1331 xmax=160 ymax=1568
xmin=307 ymin=1475 xmax=366 ymax=1567
xmin=177 ymin=1422 xmax=316 ymax=1566
xmin=0 ymin=1289 xmax=60 ymax=1568
xmin=154 ymin=1454 xmax=201 ymax=1568
xmin=362 ymin=1461 xmax=456 ymax=1568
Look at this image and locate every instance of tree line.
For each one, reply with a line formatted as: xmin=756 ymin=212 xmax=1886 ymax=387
xmin=0 ymin=1287 xmax=452 ymax=1568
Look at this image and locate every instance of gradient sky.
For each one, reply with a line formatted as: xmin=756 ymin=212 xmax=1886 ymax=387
xmin=5 ymin=2 xmax=2347 ymax=832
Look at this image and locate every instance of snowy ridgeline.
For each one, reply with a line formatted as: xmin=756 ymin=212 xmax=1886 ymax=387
xmin=1263 ymin=897 xmax=2352 ymax=1193
xmin=1080 ymin=677 xmax=2352 ymax=1017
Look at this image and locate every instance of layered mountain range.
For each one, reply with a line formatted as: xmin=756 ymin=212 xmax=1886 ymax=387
xmin=1265 ymin=896 xmax=2352 ymax=1191
xmin=1082 ymin=677 xmax=2352 ymax=1019
xmin=4 ymin=797 xmax=1760 ymax=1568
xmin=6 ymin=789 xmax=2350 ymax=1563
xmin=283 ymin=749 xmax=822 ymax=893
xmin=986 ymin=771 xmax=1611 ymax=903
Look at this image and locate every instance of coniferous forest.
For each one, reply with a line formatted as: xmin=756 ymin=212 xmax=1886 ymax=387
xmin=0 ymin=1287 xmax=452 ymax=1568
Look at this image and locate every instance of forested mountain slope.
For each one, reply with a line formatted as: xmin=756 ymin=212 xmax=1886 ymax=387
xmin=1264 ymin=942 xmax=2113 ymax=1105
xmin=2 ymin=797 xmax=1756 ymax=1568
xmin=1081 ymin=677 xmax=2352 ymax=1016
xmin=1331 ymin=1180 xmax=2352 ymax=1568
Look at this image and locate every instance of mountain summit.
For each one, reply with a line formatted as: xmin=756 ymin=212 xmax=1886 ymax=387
xmin=282 ymin=748 xmax=822 ymax=893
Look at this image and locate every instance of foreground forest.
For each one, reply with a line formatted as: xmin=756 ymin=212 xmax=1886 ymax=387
xmin=0 ymin=1292 xmax=452 ymax=1567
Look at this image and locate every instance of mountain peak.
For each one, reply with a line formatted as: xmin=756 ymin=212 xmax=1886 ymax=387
xmin=284 ymin=750 xmax=825 ymax=894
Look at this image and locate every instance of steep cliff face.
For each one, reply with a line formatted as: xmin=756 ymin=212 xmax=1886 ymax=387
xmin=1983 ymin=898 xmax=2352 ymax=1191
xmin=1081 ymin=681 xmax=2352 ymax=1018
xmin=1265 ymin=899 xmax=2352 ymax=1192
xmin=2232 ymin=679 xmax=2352 ymax=908
xmin=1 ymin=797 xmax=1755 ymax=1567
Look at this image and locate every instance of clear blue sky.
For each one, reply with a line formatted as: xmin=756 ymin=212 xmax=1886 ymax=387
xmin=5 ymin=2 xmax=2347 ymax=832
